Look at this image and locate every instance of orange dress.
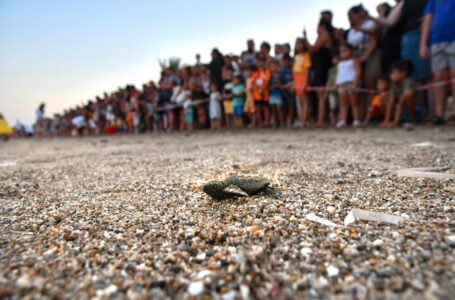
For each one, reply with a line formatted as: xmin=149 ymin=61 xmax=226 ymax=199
xmin=293 ymin=52 xmax=312 ymax=96
xmin=252 ymin=68 xmax=271 ymax=102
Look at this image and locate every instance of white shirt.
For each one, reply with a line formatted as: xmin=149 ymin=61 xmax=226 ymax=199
xmin=336 ymin=59 xmax=356 ymax=85
xmin=347 ymin=19 xmax=375 ymax=51
xmin=72 ymin=115 xmax=86 ymax=128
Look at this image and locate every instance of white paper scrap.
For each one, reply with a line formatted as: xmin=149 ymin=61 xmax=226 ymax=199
xmin=305 ymin=213 xmax=339 ymax=227
xmin=344 ymin=209 xmax=406 ymax=226
xmin=397 ymin=167 xmax=455 ymax=180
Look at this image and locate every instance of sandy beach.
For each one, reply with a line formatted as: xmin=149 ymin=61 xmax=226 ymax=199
xmin=0 ymin=128 xmax=454 ymax=299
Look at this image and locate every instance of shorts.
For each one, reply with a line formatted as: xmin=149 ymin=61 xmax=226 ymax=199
xmin=401 ymin=29 xmax=431 ymax=79
xmin=364 ymin=49 xmax=381 ymax=77
xmin=254 ymin=100 xmax=268 ymax=106
xmin=431 ymin=42 xmax=455 ymax=72
xmin=337 ymin=82 xmax=354 ymax=94
xmin=281 ymin=90 xmax=296 ymax=109
xmin=269 ymin=94 xmax=283 ymax=107
xmin=223 ymin=100 xmax=233 ymax=114
xmin=233 ymin=105 xmax=244 ymax=116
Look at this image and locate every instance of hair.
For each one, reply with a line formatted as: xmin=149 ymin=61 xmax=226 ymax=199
xmin=261 ymin=41 xmax=271 ymax=52
xmin=225 ymin=64 xmax=235 ymax=72
xmin=249 ymin=64 xmax=258 ymax=72
xmin=378 ymin=2 xmax=392 ymax=17
xmin=282 ymin=53 xmax=292 ymax=61
xmin=234 ymin=74 xmax=244 ymax=84
xmin=294 ymin=38 xmax=307 ymax=55
xmin=340 ymin=43 xmax=355 ymax=51
xmin=390 ymin=60 xmax=414 ymax=76
xmin=378 ymin=75 xmax=391 ymax=83
xmin=321 ymin=10 xmax=333 ymax=17
xmin=348 ymin=4 xmax=366 ymax=18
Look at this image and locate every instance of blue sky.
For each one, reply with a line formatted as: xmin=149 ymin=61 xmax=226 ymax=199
xmin=0 ymin=0 xmax=380 ymax=125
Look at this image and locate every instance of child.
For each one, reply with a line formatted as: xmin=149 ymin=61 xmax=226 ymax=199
xmin=280 ymin=54 xmax=295 ymax=127
xmin=223 ymin=66 xmax=234 ymax=128
xmin=244 ymin=65 xmax=257 ymax=127
xmin=326 ymin=55 xmax=339 ymax=125
xmin=183 ymin=97 xmax=195 ymax=131
xmin=293 ymin=38 xmax=312 ymax=127
xmin=209 ymin=83 xmax=222 ymax=129
xmin=232 ymin=74 xmax=246 ymax=128
xmin=381 ymin=60 xmax=416 ymax=127
xmin=269 ymin=60 xmax=284 ymax=127
xmin=252 ymin=55 xmax=271 ymax=127
xmin=335 ymin=44 xmax=362 ymax=127
xmin=364 ymin=76 xmax=390 ymax=125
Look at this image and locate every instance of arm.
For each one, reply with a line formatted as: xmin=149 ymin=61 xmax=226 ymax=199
xmin=420 ymin=14 xmax=432 ymax=59
xmin=372 ymin=1 xmax=404 ymax=27
xmin=359 ymin=33 xmax=378 ymax=63
xmin=304 ymin=32 xmax=329 ymax=53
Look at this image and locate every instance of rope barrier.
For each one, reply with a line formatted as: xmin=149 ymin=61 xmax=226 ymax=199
xmin=152 ymin=78 xmax=454 ymax=113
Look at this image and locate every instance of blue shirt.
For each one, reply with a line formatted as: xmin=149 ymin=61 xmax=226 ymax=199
xmin=424 ymin=0 xmax=455 ymax=44
xmin=279 ymin=67 xmax=293 ymax=84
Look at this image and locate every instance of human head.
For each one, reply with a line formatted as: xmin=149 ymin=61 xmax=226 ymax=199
xmin=233 ymin=74 xmax=244 ymax=85
xmin=283 ymin=43 xmax=291 ymax=55
xmin=320 ymin=10 xmax=333 ymax=23
xmin=390 ymin=60 xmax=413 ymax=83
xmin=339 ymin=44 xmax=353 ymax=60
xmin=274 ymin=44 xmax=283 ymax=56
xmin=270 ymin=60 xmax=280 ymax=72
xmin=377 ymin=2 xmax=392 ymax=18
xmin=282 ymin=53 xmax=293 ymax=68
xmin=260 ymin=42 xmax=271 ymax=56
xmin=294 ymin=38 xmax=306 ymax=54
xmin=377 ymin=76 xmax=390 ymax=91
xmin=210 ymin=82 xmax=219 ymax=92
xmin=247 ymin=39 xmax=255 ymax=51
xmin=318 ymin=18 xmax=333 ymax=35
xmin=348 ymin=5 xmax=366 ymax=27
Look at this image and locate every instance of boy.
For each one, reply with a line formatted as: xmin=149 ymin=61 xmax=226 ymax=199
xmin=280 ymin=54 xmax=295 ymax=127
xmin=381 ymin=60 xmax=416 ymax=127
xmin=222 ymin=65 xmax=234 ymax=128
xmin=363 ymin=76 xmax=390 ymax=125
xmin=420 ymin=0 xmax=455 ymax=125
xmin=269 ymin=60 xmax=284 ymax=127
xmin=232 ymin=74 xmax=246 ymax=128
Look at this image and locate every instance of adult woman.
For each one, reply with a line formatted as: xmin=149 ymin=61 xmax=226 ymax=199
xmin=303 ymin=18 xmax=335 ymax=126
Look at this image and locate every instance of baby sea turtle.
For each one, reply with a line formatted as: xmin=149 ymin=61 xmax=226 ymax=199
xmin=202 ymin=176 xmax=276 ymax=200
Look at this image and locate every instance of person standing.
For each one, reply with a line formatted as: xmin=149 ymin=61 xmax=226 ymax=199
xmin=420 ymin=0 xmax=455 ymax=125
xmin=303 ymin=19 xmax=335 ymax=126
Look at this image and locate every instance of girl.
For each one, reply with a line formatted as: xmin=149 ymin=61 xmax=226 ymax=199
xmin=209 ymin=83 xmax=222 ymax=130
xmin=335 ymin=45 xmax=362 ymax=127
xmin=244 ymin=65 xmax=257 ymax=128
xmin=293 ymin=38 xmax=312 ymax=127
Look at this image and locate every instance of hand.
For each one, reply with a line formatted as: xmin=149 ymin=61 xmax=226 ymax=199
xmin=420 ymin=45 xmax=430 ymax=59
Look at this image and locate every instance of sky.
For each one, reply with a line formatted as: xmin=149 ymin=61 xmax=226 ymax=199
xmin=0 ymin=0 xmax=382 ymax=125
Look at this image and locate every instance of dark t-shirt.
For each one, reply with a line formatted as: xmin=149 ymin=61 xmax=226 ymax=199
xmin=401 ymin=0 xmax=428 ymax=34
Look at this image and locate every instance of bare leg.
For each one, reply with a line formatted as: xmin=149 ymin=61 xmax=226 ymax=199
xmin=299 ymin=93 xmax=309 ymax=125
xmin=264 ymin=106 xmax=270 ymax=127
xmin=434 ymin=69 xmax=449 ymax=119
xmin=350 ymin=92 xmax=361 ymax=122
xmin=392 ymin=92 xmax=416 ymax=126
xmin=338 ymin=92 xmax=349 ymax=123
xmin=316 ymin=90 xmax=327 ymax=126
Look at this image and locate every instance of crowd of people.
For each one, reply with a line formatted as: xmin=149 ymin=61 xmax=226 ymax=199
xmin=33 ymin=0 xmax=455 ymax=137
